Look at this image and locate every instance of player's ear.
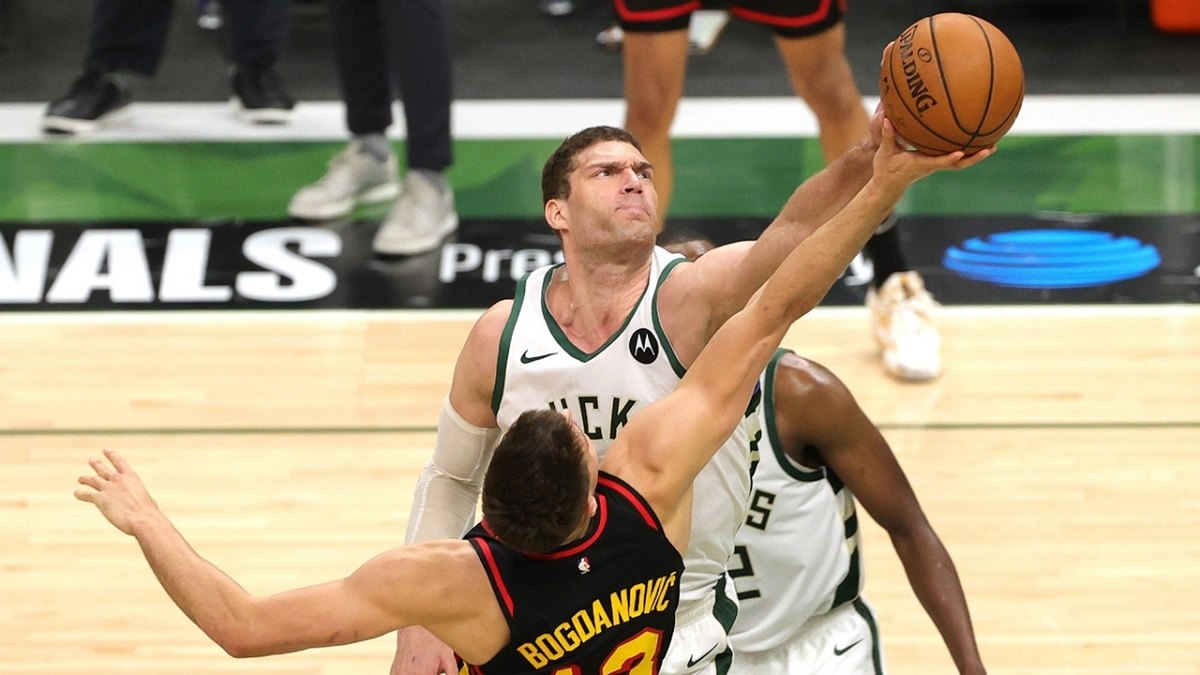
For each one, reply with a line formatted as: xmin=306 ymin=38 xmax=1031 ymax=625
xmin=545 ymin=198 xmax=569 ymax=234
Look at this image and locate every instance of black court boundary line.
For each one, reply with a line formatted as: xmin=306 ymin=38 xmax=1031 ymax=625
xmin=1 ymin=421 xmax=1198 ymax=437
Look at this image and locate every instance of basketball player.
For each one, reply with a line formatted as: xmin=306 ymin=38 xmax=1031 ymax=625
xmin=75 ymin=117 xmax=976 ymax=672
xmin=616 ymin=0 xmax=946 ymax=382
xmin=661 ymin=234 xmax=987 ymax=674
xmin=390 ymin=121 xmax=991 ymax=674
xmin=727 ymin=350 xmax=987 ymax=674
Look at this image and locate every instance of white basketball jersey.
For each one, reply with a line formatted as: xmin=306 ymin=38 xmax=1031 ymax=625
xmin=728 ymin=349 xmax=864 ymax=653
xmin=494 ymin=247 xmax=757 ymax=606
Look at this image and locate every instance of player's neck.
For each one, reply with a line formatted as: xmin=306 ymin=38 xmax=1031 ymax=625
xmin=549 ymin=261 xmax=648 ymax=351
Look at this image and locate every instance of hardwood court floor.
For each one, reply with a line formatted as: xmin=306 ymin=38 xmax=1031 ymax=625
xmin=2 ymin=307 xmax=1198 ymax=674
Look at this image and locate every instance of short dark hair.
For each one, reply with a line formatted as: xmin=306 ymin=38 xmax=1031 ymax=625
xmin=482 ymin=409 xmax=592 ymax=554
xmin=541 ymin=126 xmax=643 ymax=204
xmin=659 ymin=228 xmax=716 ymax=261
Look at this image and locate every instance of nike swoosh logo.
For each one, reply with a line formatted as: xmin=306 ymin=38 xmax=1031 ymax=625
xmin=686 ymin=643 xmax=719 ymax=668
xmin=833 ymin=639 xmax=864 ymax=656
xmin=520 ymin=350 xmax=556 ymax=364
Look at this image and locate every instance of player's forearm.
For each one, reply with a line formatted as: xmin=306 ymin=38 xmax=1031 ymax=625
xmin=130 ymin=511 xmax=261 ymax=657
xmin=772 ymin=135 xmax=878 ymax=240
xmin=892 ymin=531 xmax=987 ymax=674
xmin=405 ymin=463 xmax=484 ymax=542
xmin=405 ymin=397 xmax=500 ymax=544
xmin=756 ymin=178 xmax=901 ymax=325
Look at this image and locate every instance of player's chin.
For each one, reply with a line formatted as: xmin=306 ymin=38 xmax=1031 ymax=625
xmin=615 ymin=205 xmax=655 ymax=223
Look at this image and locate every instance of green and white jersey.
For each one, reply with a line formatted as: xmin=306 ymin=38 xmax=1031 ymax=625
xmin=493 ymin=246 xmax=757 ymax=608
xmin=728 ymin=349 xmax=864 ymax=653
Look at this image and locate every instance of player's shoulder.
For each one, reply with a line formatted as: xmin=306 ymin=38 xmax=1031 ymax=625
xmin=468 ymin=300 xmax=515 ymax=341
xmin=771 ymin=353 xmax=852 ymax=407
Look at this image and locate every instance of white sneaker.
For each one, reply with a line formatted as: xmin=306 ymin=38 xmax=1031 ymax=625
xmin=372 ymin=171 xmax=458 ymax=256
xmin=288 ymin=142 xmax=400 ymax=220
xmin=866 ymin=271 xmax=942 ymax=381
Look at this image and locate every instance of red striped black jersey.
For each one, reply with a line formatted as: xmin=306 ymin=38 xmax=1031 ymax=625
xmin=459 ymin=472 xmax=683 ymax=674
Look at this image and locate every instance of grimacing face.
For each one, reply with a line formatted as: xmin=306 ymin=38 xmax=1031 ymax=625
xmin=552 ymin=140 xmax=659 ymax=241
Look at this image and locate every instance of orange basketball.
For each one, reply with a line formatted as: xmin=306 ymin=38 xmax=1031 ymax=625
xmin=879 ymin=13 xmax=1025 ymax=155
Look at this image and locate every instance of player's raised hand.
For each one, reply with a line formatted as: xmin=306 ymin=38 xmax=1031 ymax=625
xmin=75 ymin=449 xmax=158 ymax=536
xmin=872 ymin=117 xmax=993 ymax=193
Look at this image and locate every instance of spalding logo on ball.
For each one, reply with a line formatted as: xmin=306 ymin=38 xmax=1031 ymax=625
xmin=880 ymin=13 xmax=1025 ymax=155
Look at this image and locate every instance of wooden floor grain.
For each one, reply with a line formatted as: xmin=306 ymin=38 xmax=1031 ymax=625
xmin=2 ymin=307 xmax=1197 ymax=674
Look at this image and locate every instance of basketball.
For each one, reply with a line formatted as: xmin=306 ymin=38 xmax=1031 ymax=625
xmin=879 ymin=13 xmax=1025 ymax=155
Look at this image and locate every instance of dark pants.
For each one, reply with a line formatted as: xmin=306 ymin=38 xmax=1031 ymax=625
xmin=327 ymin=0 xmax=453 ymax=171
xmin=88 ymin=0 xmax=289 ymax=76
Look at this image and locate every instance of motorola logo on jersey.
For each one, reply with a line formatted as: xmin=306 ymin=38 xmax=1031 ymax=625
xmin=628 ymin=329 xmax=659 ymax=364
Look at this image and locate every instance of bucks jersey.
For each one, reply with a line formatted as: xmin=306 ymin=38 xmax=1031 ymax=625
xmin=493 ymin=247 xmax=757 ymax=608
xmin=727 ymin=349 xmax=864 ymax=653
xmin=462 ymin=473 xmax=683 ymax=674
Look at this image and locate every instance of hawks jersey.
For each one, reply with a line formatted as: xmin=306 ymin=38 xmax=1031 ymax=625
xmin=493 ymin=246 xmax=758 ymax=607
xmin=727 ymin=349 xmax=864 ymax=653
xmin=461 ymin=473 xmax=683 ymax=674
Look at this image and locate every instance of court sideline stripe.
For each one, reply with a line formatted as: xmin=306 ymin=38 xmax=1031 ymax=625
xmin=2 ymin=95 xmax=1200 ymax=143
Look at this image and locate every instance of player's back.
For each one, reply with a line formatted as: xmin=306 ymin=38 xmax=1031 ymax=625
xmin=461 ymin=473 xmax=682 ymax=673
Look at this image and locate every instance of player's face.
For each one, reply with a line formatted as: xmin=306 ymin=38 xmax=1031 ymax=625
xmin=560 ymin=141 xmax=659 ymax=245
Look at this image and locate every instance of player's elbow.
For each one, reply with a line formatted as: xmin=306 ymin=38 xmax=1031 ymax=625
xmin=220 ymin=639 xmax=258 ymax=659
xmin=208 ymin=617 xmax=276 ymax=658
xmin=211 ymin=629 xmax=258 ymax=658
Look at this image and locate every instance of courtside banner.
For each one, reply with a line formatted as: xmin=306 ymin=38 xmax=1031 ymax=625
xmin=1 ymin=214 xmax=1196 ymax=310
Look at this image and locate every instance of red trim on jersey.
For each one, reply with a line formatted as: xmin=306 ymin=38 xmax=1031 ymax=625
xmin=474 ymin=539 xmax=515 ymax=617
xmin=730 ymin=0 xmax=834 ymax=29
xmin=598 ymin=475 xmax=661 ymax=532
xmin=614 ymin=0 xmax=702 ymax=23
xmin=527 ymin=495 xmax=609 ymax=560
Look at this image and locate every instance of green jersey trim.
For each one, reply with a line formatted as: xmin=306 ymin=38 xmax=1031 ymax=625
xmin=538 ymin=262 xmax=651 ymax=363
xmin=491 ymin=274 xmax=529 ymax=415
xmin=650 ymin=254 xmax=690 ymax=379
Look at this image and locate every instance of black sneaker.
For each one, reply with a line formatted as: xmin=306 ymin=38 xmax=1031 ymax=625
xmin=230 ymin=65 xmax=295 ymax=125
xmin=43 ymin=68 xmax=132 ymax=135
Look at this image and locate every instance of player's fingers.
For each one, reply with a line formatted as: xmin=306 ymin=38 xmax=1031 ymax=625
xmin=74 ymin=488 xmax=96 ymax=503
xmin=953 ymin=146 xmax=995 ymax=169
xmin=105 ymin=449 xmax=132 ymax=474
xmin=89 ymin=457 xmax=114 ymax=480
xmin=880 ymin=117 xmax=896 ymax=144
xmin=78 ymin=474 xmax=104 ymax=490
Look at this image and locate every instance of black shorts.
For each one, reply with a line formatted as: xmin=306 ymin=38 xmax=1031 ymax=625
xmin=615 ymin=0 xmax=845 ymax=38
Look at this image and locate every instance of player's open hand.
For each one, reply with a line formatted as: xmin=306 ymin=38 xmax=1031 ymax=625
xmin=872 ymin=117 xmax=994 ymax=194
xmin=75 ymin=449 xmax=158 ymax=536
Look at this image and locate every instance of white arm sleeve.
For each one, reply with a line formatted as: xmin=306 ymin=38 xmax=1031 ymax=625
xmin=404 ymin=396 xmax=501 ymax=544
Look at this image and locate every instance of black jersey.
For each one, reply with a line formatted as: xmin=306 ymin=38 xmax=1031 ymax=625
xmin=460 ymin=472 xmax=684 ymax=674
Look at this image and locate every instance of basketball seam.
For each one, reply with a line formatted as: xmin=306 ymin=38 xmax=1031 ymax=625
xmin=901 ymin=15 xmax=973 ymax=152
xmin=883 ymin=12 xmax=1023 ymax=153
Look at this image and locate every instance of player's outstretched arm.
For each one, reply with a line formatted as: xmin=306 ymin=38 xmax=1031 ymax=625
xmin=72 ymin=449 xmax=463 ymax=653
xmin=608 ymin=120 xmax=990 ymax=547
xmin=75 ymin=450 xmax=490 ymax=661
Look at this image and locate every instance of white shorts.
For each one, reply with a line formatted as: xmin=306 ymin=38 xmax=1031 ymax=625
xmin=728 ymin=599 xmax=886 ymax=675
xmin=661 ymin=575 xmax=739 ymax=675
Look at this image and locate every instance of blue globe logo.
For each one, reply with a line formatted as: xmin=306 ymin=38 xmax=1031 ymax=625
xmin=943 ymin=229 xmax=1161 ymax=289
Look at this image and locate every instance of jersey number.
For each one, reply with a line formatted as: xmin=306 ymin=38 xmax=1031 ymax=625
xmin=550 ymin=628 xmax=665 ymax=675
xmin=744 ymin=489 xmax=776 ymax=530
xmin=727 ymin=545 xmax=761 ymax=601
